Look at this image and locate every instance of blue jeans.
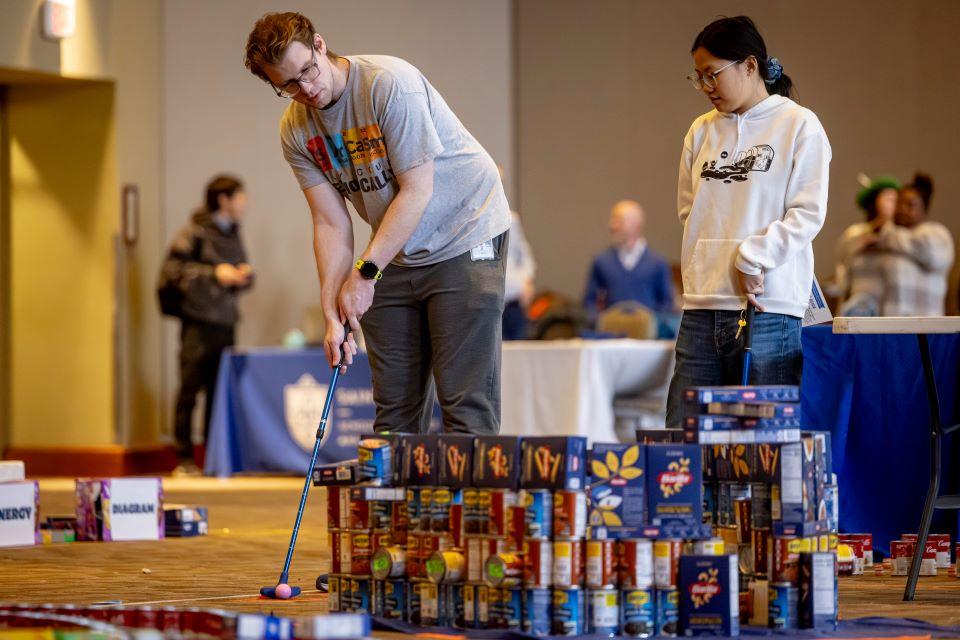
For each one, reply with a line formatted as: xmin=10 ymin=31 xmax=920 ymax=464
xmin=665 ymin=310 xmax=802 ymax=427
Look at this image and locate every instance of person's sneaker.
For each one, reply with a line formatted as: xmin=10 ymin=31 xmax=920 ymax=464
xmin=173 ymin=461 xmax=201 ymax=477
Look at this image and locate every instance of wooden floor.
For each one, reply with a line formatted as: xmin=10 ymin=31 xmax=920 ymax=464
xmin=1 ymin=478 xmax=959 ymax=631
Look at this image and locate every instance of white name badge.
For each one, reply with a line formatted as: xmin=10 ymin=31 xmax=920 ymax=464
xmin=470 ymin=240 xmax=495 ymax=261
xmin=103 ymin=478 xmax=163 ymax=541
xmin=0 ymin=481 xmax=38 ymax=548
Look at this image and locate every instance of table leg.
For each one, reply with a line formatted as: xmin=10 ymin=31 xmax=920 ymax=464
xmin=903 ymin=334 xmax=942 ymax=601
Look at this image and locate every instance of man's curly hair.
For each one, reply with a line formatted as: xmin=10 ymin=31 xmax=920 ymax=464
xmin=244 ymin=12 xmax=336 ymax=83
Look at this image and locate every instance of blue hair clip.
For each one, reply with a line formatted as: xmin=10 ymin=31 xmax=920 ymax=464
xmin=765 ymin=57 xmax=783 ymax=84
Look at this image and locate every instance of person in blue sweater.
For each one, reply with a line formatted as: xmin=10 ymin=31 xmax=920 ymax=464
xmin=583 ymin=199 xmax=676 ymax=318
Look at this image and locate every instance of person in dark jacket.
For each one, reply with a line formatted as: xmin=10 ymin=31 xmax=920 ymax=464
xmin=159 ymin=175 xmax=253 ymax=472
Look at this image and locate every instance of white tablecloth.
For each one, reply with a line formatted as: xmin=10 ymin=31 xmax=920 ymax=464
xmin=500 ymin=339 xmax=676 ymax=444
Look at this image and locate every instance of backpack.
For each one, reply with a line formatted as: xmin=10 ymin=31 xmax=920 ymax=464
xmin=157 ymin=229 xmax=204 ymax=318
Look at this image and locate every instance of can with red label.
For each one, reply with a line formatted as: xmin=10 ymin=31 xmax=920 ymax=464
xmin=463 ymin=488 xmax=481 ymax=534
xmin=523 ymin=489 xmax=554 ymax=538
xmin=735 ymin=498 xmax=751 ymax=544
xmin=330 ymin=530 xmax=342 ymax=574
xmin=653 ymin=539 xmax=681 ymax=588
xmin=486 ymin=489 xmax=519 ymax=537
xmin=620 ymin=538 xmax=654 ymax=589
xmin=753 ymin=528 xmax=771 ymax=577
xmin=585 ymin=538 xmax=617 ymax=589
xmin=422 ymin=532 xmax=453 ymax=561
xmin=371 ymin=500 xmax=392 ymax=530
xmin=890 ymin=540 xmax=914 ymax=576
xmin=431 ymin=488 xmax=454 ymax=533
xmin=507 ymin=506 xmax=526 ymax=552
xmin=451 ymin=503 xmax=465 ymax=548
xmin=327 ymin=486 xmax=343 ymax=528
xmin=371 ymin=530 xmax=393 ymax=553
xmin=524 ymin=537 xmax=553 ymax=588
xmin=350 ymin=499 xmax=371 ymax=530
xmin=921 ymin=540 xmax=938 ymax=576
xmin=553 ymin=538 xmax=584 ymax=588
xmin=485 ymin=552 xmax=524 ymax=588
xmin=339 ymin=530 xmax=353 ymax=574
xmin=554 ymin=490 xmax=587 ymax=539
xmin=339 ymin=487 xmax=351 ymax=529
xmin=477 ymin=489 xmax=492 ymax=536
xmin=351 ymin=530 xmax=373 ymax=576
xmin=408 ymin=532 xmax=424 ymax=579
xmin=418 ymin=488 xmax=434 ymax=532
xmin=772 ymin=536 xmax=800 ymax=584
xmin=929 ymin=534 xmax=951 ymax=568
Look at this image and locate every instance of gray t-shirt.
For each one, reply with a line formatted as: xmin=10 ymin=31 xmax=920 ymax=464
xmin=279 ymin=55 xmax=511 ymax=267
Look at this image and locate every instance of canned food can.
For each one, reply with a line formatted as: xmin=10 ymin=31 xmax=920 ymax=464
xmin=136 ymin=607 xmax=158 ymax=629
xmin=920 ymin=540 xmax=938 ymax=576
xmin=340 ymin=579 xmax=353 ymax=613
xmin=507 ymin=505 xmax=526 ymax=551
xmin=477 ymin=584 xmax=492 ymax=628
xmin=339 ymin=531 xmax=352 ymax=573
xmin=379 ymin=579 xmax=408 ymax=620
xmin=523 ymin=588 xmax=552 ymax=636
xmin=422 ymin=532 xmax=453 ymax=559
xmin=753 ymin=528 xmax=771 ymax=577
xmin=463 ymin=583 xmax=481 ymax=629
xmin=407 ymin=532 xmax=424 ymax=579
xmin=392 ymin=499 xmax=410 ymax=542
xmin=523 ymin=489 xmax=554 ymax=538
xmin=768 ymin=582 xmax=797 ymax=629
xmin=351 ymin=578 xmax=371 ymax=614
xmin=587 ymin=589 xmax=620 ymax=636
xmin=330 ymin=531 xmax=341 ymax=574
xmin=929 ymin=534 xmax=951 ymax=568
xmin=350 ymin=499 xmax=371 ymax=530
xmin=419 ymin=488 xmax=434 ymax=532
xmin=485 ymin=551 xmax=524 ymax=588
xmin=463 ymin=488 xmax=481 ymax=534
xmin=431 ymin=488 xmax=454 ymax=533
xmin=890 ymin=541 xmax=913 ymax=576
xmin=621 ymin=588 xmax=655 ymax=638
xmin=551 ymin=588 xmax=586 ymax=636
xmin=371 ymin=530 xmax=393 ymax=553
xmin=524 ymin=538 xmax=553 ymax=588
xmin=327 ymin=486 xmax=343 ymax=528
xmin=372 ymin=546 xmax=406 ymax=580
xmin=653 ymin=539 xmax=680 ymax=588
xmin=477 ymin=489 xmax=492 ymax=535
xmin=554 ymin=490 xmax=588 ymax=538
xmin=371 ymin=579 xmax=386 ymax=617
xmin=406 ymin=579 xmax=424 ymax=625
xmin=426 ymin=550 xmax=465 ymax=584
xmin=487 ymin=489 xmax=519 ymax=537
xmin=772 ymin=536 xmax=801 ymax=584
xmin=466 ymin=535 xmax=485 ymax=582
xmin=158 ymin=607 xmax=181 ymax=632
xmin=339 ymin=487 xmax=351 ymax=530
xmin=350 ymin=531 xmax=373 ymax=576
xmin=451 ymin=503 xmax=465 ymax=548
xmin=735 ymin=498 xmax=752 ymax=544
xmin=371 ymin=500 xmax=392 ymax=530
xmin=839 ymin=534 xmax=873 ymax=567
xmin=406 ymin=488 xmax=423 ymax=531
xmin=419 ymin=581 xmax=440 ymax=627
xmin=586 ymin=538 xmax=618 ymax=589
xmin=444 ymin=583 xmax=465 ymax=629
xmin=328 ymin=575 xmax=341 ymax=612
xmin=620 ymin=538 xmax=654 ymax=589
xmin=694 ymin=537 xmax=725 ymax=556
xmin=498 ymin=587 xmax=523 ymax=630
xmin=553 ymin=538 xmax=584 ymax=588
xmin=654 ymin=587 xmax=679 ymax=637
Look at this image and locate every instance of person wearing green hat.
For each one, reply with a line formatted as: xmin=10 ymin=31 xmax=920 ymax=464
xmin=834 ymin=175 xmax=900 ymax=316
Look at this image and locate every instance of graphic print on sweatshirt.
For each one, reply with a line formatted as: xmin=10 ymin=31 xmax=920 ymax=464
xmin=305 ymin=124 xmax=396 ymax=198
xmin=700 ymin=144 xmax=775 ymax=184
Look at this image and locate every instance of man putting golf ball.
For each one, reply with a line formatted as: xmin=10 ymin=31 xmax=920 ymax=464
xmin=245 ymin=12 xmax=510 ymax=436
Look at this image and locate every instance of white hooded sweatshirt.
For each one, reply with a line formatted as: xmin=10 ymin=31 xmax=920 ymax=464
xmin=678 ymin=94 xmax=831 ymax=318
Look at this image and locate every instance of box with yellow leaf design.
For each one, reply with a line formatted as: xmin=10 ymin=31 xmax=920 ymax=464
xmin=678 ymin=554 xmax=739 ymax=636
xmin=646 ymin=445 xmax=703 ymax=527
xmin=588 ymin=443 xmax=646 ymax=536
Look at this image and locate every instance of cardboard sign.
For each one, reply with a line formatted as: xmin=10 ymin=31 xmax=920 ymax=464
xmin=76 ymin=478 xmax=163 ymax=541
xmin=0 ymin=481 xmax=39 ymax=548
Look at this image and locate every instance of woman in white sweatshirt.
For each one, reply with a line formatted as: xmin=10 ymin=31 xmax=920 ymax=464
xmin=666 ymin=16 xmax=831 ymax=427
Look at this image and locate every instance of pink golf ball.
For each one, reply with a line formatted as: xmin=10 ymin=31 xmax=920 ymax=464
xmin=275 ymin=583 xmax=293 ymax=599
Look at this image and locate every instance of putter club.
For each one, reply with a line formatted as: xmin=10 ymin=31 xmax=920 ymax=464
xmin=260 ymin=322 xmax=352 ymax=600
xmin=741 ymin=303 xmax=755 ymax=386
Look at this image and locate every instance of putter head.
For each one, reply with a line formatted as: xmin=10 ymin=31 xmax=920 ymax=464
xmin=260 ymin=585 xmax=302 ymax=599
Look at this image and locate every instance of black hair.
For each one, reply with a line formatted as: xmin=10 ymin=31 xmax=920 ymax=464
xmin=205 ymin=175 xmax=244 ymax=213
xmin=691 ymin=16 xmax=795 ymax=99
xmin=905 ymin=172 xmax=934 ymax=211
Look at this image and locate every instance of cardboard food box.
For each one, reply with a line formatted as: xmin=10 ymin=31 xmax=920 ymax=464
xmin=75 ymin=477 xmax=163 ymax=541
xmin=799 ymin=552 xmax=837 ymax=629
xmin=588 ymin=443 xmax=645 ymax=534
xmin=773 ymin=437 xmax=817 ymax=525
xmin=164 ymin=504 xmax=209 ymax=537
xmin=0 ymin=480 xmax=40 ymax=548
xmin=520 ymin=436 xmax=586 ymax=490
xmin=646 ymin=444 xmax=702 ymax=526
xmin=401 ymin=435 xmax=442 ymax=485
xmin=473 ymin=436 xmax=522 ymax=490
xmin=438 ymin=435 xmax=475 ymax=489
xmin=679 ymin=554 xmax=740 ymax=636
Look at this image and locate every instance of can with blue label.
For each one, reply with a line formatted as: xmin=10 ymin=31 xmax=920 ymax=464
xmin=620 ymin=588 xmax=654 ymax=638
xmin=551 ymin=588 xmax=585 ymax=636
xmin=358 ymin=437 xmax=392 ymax=481
xmin=523 ymin=588 xmax=552 ymax=636
xmin=769 ymin=582 xmax=798 ymax=629
xmin=444 ymin=583 xmax=465 ymax=629
xmin=340 ymin=577 xmax=353 ymax=613
xmin=419 ymin=581 xmax=440 ymax=627
xmin=498 ymin=587 xmax=523 ymax=630
xmin=655 ymin=586 xmax=679 ymax=637
xmin=371 ymin=579 xmax=385 ymax=617
xmin=350 ymin=578 xmax=371 ymax=614
xmin=523 ymin=489 xmax=554 ymax=538
xmin=462 ymin=584 xmax=481 ymax=629
xmin=587 ymin=589 xmax=620 ymax=636
xmin=381 ymin=579 xmax=407 ymax=620
xmin=406 ymin=579 xmax=424 ymax=625
xmin=406 ymin=488 xmax=425 ymax=531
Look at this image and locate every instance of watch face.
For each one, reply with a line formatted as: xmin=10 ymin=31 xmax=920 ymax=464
xmin=360 ymin=262 xmax=380 ymax=279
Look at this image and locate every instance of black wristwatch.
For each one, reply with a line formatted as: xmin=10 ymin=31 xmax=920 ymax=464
xmin=355 ymin=259 xmax=383 ymax=281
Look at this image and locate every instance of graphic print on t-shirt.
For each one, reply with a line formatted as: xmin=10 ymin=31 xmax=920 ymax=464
xmin=305 ymin=124 xmax=395 ymax=197
xmin=700 ymin=144 xmax=775 ymax=184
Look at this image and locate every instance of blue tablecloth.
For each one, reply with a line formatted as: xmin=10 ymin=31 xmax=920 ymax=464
xmin=801 ymin=325 xmax=960 ymax=555
xmin=204 ymin=348 xmax=380 ymax=477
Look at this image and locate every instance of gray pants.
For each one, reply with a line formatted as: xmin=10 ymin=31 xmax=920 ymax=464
xmin=360 ymin=233 xmax=507 ymax=435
